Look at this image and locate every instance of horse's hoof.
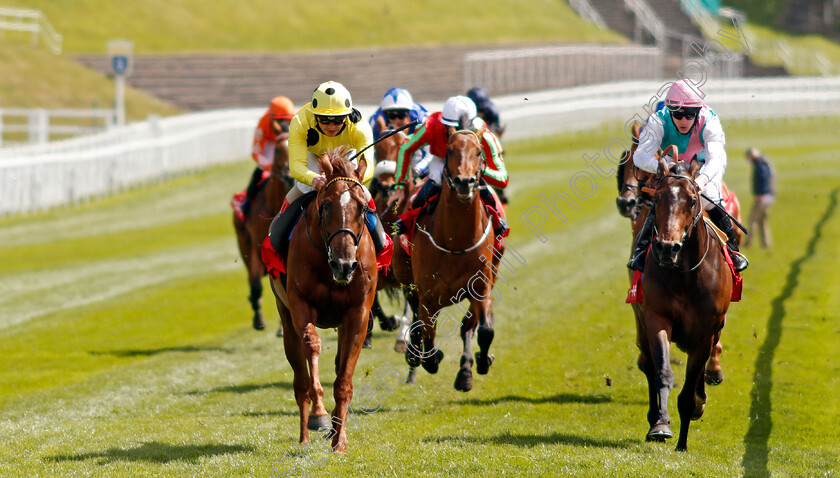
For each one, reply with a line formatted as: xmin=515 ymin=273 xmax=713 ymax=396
xmin=692 ymin=395 xmax=707 ymax=420
xmin=405 ymin=350 xmax=421 ymax=368
xmin=253 ymin=312 xmax=266 ymax=330
xmin=646 ymin=423 xmax=673 ymax=441
xmin=379 ymin=315 xmax=400 ymax=331
xmin=421 ymin=349 xmax=444 ymax=374
xmin=705 ymin=369 xmax=724 ymax=385
xmin=475 ymin=352 xmax=495 ymax=375
xmin=275 ymin=326 xmax=283 ymax=337
xmin=406 ymin=368 xmax=417 ymax=384
xmin=394 ymin=340 xmax=407 ymax=354
xmin=454 ymin=368 xmax=473 ymax=392
xmin=307 ymin=414 xmax=331 ymax=431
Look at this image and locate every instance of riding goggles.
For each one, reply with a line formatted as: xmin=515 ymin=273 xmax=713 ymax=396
xmin=386 ymin=110 xmax=409 ymax=120
xmin=670 ymin=107 xmax=700 ymax=120
xmin=316 ymin=115 xmax=347 ymax=126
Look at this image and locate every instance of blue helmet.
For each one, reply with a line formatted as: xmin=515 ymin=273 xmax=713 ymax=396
xmin=380 ymin=87 xmax=414 ymax=111
xmin=466 ymin=87 xmax=492 ymax=111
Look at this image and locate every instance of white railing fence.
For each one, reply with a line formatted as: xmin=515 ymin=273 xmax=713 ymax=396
xmin=567 ymin=0 xmax=608 ymax=29
xmin=3 ymin=77 xmax=840 ymax=215
xmin=0 ymin=6 xmax=62 ymax=54
xmin=0 ymin=108 xmax=115 ymax=146
xmin=464 ymin=45 xmax=663 ymax=94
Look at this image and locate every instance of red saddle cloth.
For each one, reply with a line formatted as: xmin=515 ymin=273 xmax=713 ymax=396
xmin=260 ymin=216 xmax=394 ymax=279
xmin=625 ymin=247 xmax=743 ymax=303
xmin=230 ymin=170 xmax=272 ymax=221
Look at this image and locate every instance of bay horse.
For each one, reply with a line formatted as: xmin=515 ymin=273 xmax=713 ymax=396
xmin=618 ymin=136 xmax=726 ymax=385
xmin=269 ymin=147 xmax=378 ymax=453
xmin=233 ymin=136 xmax=292 ymax=333
xmin=639 ymin=156 xmax=732 ymax=451
xmin=403 ymin=130 xmax=503 ymax=392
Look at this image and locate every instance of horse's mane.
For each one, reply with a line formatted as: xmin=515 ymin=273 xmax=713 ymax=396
xmin=668 ymin=161 xmax=690 ymax=176
xmin=324 ymin=146 xmax=357 ymax=178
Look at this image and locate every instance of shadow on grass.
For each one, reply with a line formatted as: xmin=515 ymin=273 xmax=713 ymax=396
xmin=48 ymin=441 xmax=254 ymax=464
xmin=452 ymin=393 xmax=612 ymax=406
xmin=89 ymin=345 xmax=235 ymax=357
xmin=186 ymin=381 xmax=316 ymax=395
xmin=742 ymin=188 xmax=838 ymax=478
xmin=427 ymin=432 xmax=633 ymax=449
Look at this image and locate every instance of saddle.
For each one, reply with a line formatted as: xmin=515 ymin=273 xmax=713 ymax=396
xmin=261 ymin=192 xmax=317 ymax=279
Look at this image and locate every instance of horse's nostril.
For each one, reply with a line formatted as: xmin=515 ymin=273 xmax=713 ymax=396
xmin=348 ymin=261 xmax=358 ymax=273
xmin=329 ymin=259 xmax=340 ymax=271
xmin=672 ymin=243 xmax=681 ymax=254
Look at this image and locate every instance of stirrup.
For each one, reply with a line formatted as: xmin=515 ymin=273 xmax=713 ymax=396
xmin=627 ymin=251 xmax=646 ymax=272
xmin=730 ymin=250 xmax=749 ymax=272
xmin=391 ymin=219 xmax=407 ymax=236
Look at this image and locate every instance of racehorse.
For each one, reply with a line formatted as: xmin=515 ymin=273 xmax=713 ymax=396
xmin=617 ymin=136 xmax=726 ymax=385
xmin=402 ymin=130 xmax=503 ymax=392
xmin=638 ymin=156 xmax=732 ymax=451
xmin=233 ymin=136 xmax=292 ymax=334
xmin=269 ymin=147 xmax=378 ymax=453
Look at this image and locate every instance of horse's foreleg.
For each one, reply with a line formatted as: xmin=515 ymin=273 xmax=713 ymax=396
xmin=474 ymin=298 xmax=495 ymax=376
xmin=300 ymin=322 xmax=329 ymax=432
xmin=416 ymin=301 xmax=443 ymax=375
xmin=454 ymin=310 xmax=477 ymax=392
xmin=278 ymin=301 xmax=311 ymax=444
xmin=705 ymin=336 xmax=724 ymax=385
xmin=248 ymin=252 xmax=265 ymax=330
xmin=330 ymin=309 xmax=367 ymax=454
xmin=676 ymin=337 xmax=713 ymax=452
xmin=645 ymin=322 xmax=674 ymax=442
xmin=394 ymin=296 xmax=412 ymax=353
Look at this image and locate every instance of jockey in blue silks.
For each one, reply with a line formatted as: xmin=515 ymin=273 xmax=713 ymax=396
xmin=369 ymin=87 xmax=432 ymax=178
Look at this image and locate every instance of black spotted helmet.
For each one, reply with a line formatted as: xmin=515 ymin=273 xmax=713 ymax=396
xmin=310 ymin=81 xmax=353 ymax=116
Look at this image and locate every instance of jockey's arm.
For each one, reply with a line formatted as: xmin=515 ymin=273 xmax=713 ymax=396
xmin=481 ymin=131 xmax=508 ymax=189
xmin=395 ymin=121 xmax=429 ymax=187
xmin=634 ymin=116 xmax=666 ymax=174
xmin=288 ymin=116 xmax=319 ymax=186
xmin=251 ymin=118 xmax=275 ymax=170
xmin=696 ymin=116 xmax=727 ymax=189
xmin=351 ymin=122 xmax=375 ymax=186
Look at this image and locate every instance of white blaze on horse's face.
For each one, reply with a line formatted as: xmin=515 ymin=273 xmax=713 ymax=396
xmin=340 ymin=190 xmax=351 ymax=208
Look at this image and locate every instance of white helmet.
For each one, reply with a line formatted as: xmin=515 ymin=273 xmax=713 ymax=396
xmin=380 ymin=88 xmax=414 ymax=111
xmin=373 ymin=160 xmax=397 ymax=178
xmin=441 ymin=95 xmax=477 ymax=128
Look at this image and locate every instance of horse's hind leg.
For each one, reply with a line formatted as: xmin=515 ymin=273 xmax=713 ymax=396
xmin=394 ymin=297 xmax=412 ymax=353
xmin=372 ymin=293 xmax=399 ymax=331
xmin=248 ymin=250 xmax=266 ymax=330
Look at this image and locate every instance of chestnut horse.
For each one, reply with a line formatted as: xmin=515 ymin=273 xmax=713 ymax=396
xmin=233 ymin=136 xmax=292 ymax=333
xmin=269 ymin=147 xmax=377 ymax=453
xmin=639 ymin=157 xmax=732 ymax=451
xmin=617 ymin=136 xmax=726 ymax=385
xmin=402 ymin=130 xmax=503 ymax=392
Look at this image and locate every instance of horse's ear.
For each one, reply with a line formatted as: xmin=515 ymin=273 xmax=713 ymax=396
xmin=356 ymin=155 xmax=368 ymax=181
xmin=657 ymin=156 xmax=669 ymax=176
xmin=688 ymin=156 xmax=701 ymax=178
xmin=319 ymin=153 xmax=333 ymax=177
xmin=632 ymin=121 xmax=640 ymax=144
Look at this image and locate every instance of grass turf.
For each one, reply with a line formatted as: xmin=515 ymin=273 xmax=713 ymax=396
xmin=0 ymin=116 xmax=838 ymax=476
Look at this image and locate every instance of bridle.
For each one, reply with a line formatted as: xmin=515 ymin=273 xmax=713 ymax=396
xmin=650 ymin=173 xmax=710 ymax=272
xmin=308 ymin=176 xmax=371 ymax=262
xmin=442 ymin=130 xmax=485 ymax=194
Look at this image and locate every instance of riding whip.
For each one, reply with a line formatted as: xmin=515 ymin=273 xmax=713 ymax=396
xmin=700 ymin=193 xmax=749 ymax=235
xmin=350 ymin=120 xmax=420 ymax=161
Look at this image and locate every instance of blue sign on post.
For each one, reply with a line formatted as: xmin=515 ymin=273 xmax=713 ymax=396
xmin=112 ymin=55 xmax=128 ymax=75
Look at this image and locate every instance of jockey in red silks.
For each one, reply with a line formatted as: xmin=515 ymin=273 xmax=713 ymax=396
xmin=233 ymin=96 xmax=296 ymax=221
xmin=389 ymin=95 xmax=509 ymax=238
xmin=628 ymin=79 xmax=748 ymax=272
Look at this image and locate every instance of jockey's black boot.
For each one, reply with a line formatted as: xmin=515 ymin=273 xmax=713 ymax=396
xmin=708 ymin=207 xmax=749 ymax=272
xmin=241 ymin=167 xmax=264 ymax=218
xmin=391 ymin=181 xmax=441 ymax=236
xmin=479 ymin=186 xmax=509 ymax=237
xmin=627 ymin=211 xmax=655 ymax=271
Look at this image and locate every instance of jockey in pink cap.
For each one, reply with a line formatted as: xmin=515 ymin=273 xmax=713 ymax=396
xmin=628 ymin=79 xmax=748 ymax=272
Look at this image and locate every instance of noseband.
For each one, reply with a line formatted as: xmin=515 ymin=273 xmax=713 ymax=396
xmin=651 ymin=174 xmax=710 ymax=272
xmin=313 ymin=176 xmax=371 ymax=262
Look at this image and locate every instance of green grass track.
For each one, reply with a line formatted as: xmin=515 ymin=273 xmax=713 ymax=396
xmin=1 ymin=116 xmax=839 ymax=477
